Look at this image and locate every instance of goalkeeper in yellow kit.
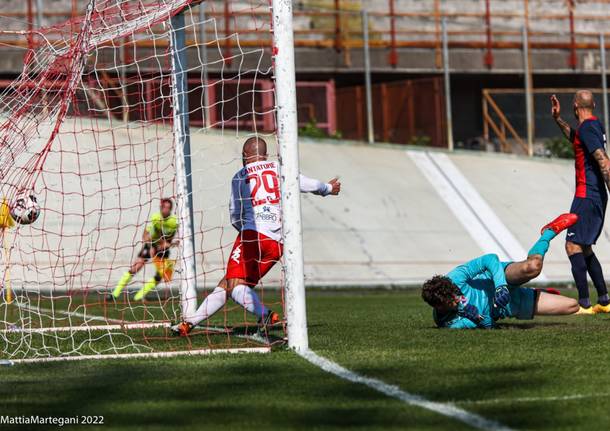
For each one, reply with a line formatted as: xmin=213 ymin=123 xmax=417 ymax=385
xmin=112 ymin=198 xmax=179 ymax=301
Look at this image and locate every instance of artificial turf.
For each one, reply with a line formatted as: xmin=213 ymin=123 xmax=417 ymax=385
xmin=1 ymin=288 xmax=609 ymax=430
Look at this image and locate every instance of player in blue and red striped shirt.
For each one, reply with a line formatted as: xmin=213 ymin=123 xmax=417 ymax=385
xmin=551 ymin=91 xmax=610 ymax=313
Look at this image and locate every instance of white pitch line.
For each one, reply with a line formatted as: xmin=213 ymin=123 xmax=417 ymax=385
xmin=8 ymin=307 xmax=248 ymax=336
xmin=8 ymin=305 xmax=272 ymax=346
xmin=407 ymin=150 xmax=509 ymax=260
xmin=430 ymin=152 xmax=529 ymax=262
xmin=459 ymin=392 xmax=610 ymax=405
xmin=299 ymin=349 xmax=514 ymax=431
xmin=1 ymin=321 xmax=171 ymax=334
xmin=7 ymin=347 xmax=271 ymax=364
xmin=16 ymin=302 xmax=126 ymax=324
xmin=408 ymin=150 xmax=548 ymax=281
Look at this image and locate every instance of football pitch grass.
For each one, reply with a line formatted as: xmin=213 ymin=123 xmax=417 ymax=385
xmin=2 ymin=288 xmax=610 ymax=430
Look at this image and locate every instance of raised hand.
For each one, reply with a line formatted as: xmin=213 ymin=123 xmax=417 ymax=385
xmin=328 ymin=177 xmax=341 ymax=195
xmin=551 ymin=94 xmax=561 ymax=119
xmin=550 ymin=95 xmax=572 ymax=139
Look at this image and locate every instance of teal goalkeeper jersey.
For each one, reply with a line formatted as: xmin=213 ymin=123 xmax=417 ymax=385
xmin=433 ymin=254 xmax=508 ymax=329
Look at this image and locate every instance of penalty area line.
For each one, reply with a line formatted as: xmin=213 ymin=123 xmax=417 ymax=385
xmin=299 ymin=349 xmax=515 ymax=431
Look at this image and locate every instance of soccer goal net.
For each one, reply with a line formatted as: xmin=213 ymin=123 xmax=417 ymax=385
xmin=0 ymin=0 xmax=295 ymax=362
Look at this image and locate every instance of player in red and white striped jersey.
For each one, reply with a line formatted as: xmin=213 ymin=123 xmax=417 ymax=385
xmin=172 ymin=137 xmax=340 ymax=336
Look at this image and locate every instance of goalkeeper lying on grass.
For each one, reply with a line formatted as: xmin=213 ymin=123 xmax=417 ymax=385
xmin=422 ymin=213 xmax=580 ymax=329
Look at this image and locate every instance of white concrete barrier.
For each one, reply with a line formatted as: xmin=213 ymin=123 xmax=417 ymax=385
xmin=2 ymin=124 xmax=597 ymax=292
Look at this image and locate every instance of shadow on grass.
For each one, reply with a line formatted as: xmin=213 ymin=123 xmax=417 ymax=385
xmin=0 ymin=354 xmax=462 ymax=430
xmin=419 ymin=321 xmax=570 ymax=330
xmin=497 ymin=322 xmax=569 ymax=330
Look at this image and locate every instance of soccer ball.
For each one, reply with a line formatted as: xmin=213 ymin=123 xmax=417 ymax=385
xmin=10 ymin=193 xmax=41 ymax=225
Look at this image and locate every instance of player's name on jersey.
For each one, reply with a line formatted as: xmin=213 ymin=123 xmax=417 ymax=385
xmin=246 ymin=162 xmax=276 ymax=174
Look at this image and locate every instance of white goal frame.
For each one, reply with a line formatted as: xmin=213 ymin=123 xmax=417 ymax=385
xmin=0 ymin=0 xmax=308 ymax=362
xmin=272 ymin=0 xmax=309 ymax=352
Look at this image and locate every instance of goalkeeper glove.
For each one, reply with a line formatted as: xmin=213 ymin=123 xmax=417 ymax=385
xmin=457 ymin=301 xmax=484 ymax=326
xmin=494 ymin=286 xmax=511 ymax=309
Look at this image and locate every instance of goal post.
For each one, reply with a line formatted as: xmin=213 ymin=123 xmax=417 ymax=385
xmin=272 ymin=0 xmax=309 ymax=352
xmin=169 ymin=9 xmax=197 ymax=320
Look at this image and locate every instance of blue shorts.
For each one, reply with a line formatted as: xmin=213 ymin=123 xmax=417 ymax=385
xmin=501 ymin=261 xmax=537 ymax=320
xmin=506 ymin=287 xmax=538 ymax=320
xmin=567 ymin=197 xmax=606 ymax=245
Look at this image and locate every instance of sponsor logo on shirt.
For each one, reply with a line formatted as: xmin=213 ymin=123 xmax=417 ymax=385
xmin=231 ymin=245 xmax=242 ymax=264
xmin=256 ymin=205 xmax=278 ymax=222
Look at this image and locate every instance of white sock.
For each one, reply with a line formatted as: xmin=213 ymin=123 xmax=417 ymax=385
xmin=230 ymin=284 xmax=267 ymax=319
xmin=187 ymin=286 xmax=227 ymax=326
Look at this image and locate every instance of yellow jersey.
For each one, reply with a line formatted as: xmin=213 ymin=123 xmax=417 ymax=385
xmin=146 ymin=212 xmax=178 ymax=244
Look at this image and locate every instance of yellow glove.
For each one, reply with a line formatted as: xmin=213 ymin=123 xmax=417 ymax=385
xmin=0 ymin=199 xmax=14 ymax=230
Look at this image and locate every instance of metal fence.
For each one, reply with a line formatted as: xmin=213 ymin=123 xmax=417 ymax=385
xmin=2 ymin=1 xmax=610 ymax=153
xmin=5 ymin=1 xmax=610 ymax=66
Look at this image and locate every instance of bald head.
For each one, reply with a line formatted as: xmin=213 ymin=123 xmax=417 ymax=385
xmin=574 ymin=90 xmax=595 ymax=111
xmin=242 ymin=137 xmax=268 ymax=166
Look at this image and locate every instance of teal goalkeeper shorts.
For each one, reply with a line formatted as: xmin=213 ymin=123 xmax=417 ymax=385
xmin=506 ymin=286 xmax=537 ymax=320
xmin=501 ymin=261 xmax=538 ymax=320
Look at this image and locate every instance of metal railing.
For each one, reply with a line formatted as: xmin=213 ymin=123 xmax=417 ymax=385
xmin=2 ymin=1 xmax=610 ymax=155
xmin=3 ymin=1 xmax=610 ymax=59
